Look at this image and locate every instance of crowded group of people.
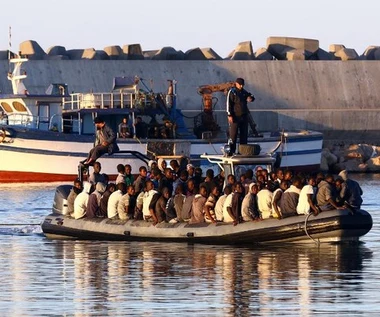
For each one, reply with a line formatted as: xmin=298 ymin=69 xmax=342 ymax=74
xmin=66 ymin=158 xmax=363 ymax=226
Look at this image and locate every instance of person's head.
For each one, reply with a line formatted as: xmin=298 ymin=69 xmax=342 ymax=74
xmin=224 ymin=185 xmax=232 ymax=196
xmin=164 ymin=167 xmax=173 ymax=179
xmin=175 ymin=183 xmax=184 ymax=195
xmin=127 ymin=185 xmax=135 ymax=196
xmin=280 ymin=180 xmax=289 ymax=191
xmin=335 ymin=178 xmax=344 ymax=190
xmin=106 ymin=183 xmax=116 ymax=193
xmin=338 ymin=170 xmax=348 ymax=181
xmin=235 ymin=182 xmax=243 ymax=193
xmin=94 ymin=117 xmax=105 ymax=129
xmin=158 ymin=158 xmax=167 ymax=171
xmin=249 ymin=182 xmax=259 ymax=195
xmin=284 ymin=170 xmax=293 ymax=181
xmin=93 ymin=162 xmax=101 ymax=173
xmin=152 ymin=167 xmax=162 ymax=179
xmin=170 ymin=159 xmax=179 ymax=170
xmin=235 ymin=77 xmax=245 ymax=90
xmin=95 ymin=182 xmax=106 ymax=194
xmin=307 ymin=176 xmax=316 ymax=187
xmin=122 ymin=117 xmax=128 ymax=124
xmin=199 ymin=185 xmax=208 ymax=197
xmin=187 ymin=164 xmax=195 ymax=176
xmin=210 ymin=184 xmax=220 ymax=197
xmin=205 ymin=169 xmax=214 ymax=181
xmin=117 ymin=164 xmax=125 ymax=174
xmin=139 ymin=166 xmax=147 ymax=176
xmin=325 ymin=174 xmax=335 ymax=184
xmin=125 ymin=164 xmax=132 ymax=175
xmin=179 ymin=169 xmax=189 ymax=181
xmin=227 ymin=174 xmax=236 ymax=185
xmin=194 ymin=167 xmax=202 ymax=177
xmin=73 ymin=178 xmax=82 ymax=190
xmin=276 ymin=168 xmax=284 ymax=181
xmin=187 ymin=178 xmax=195 ymax=192
xmin=316 ymin=172 xmax=325 ymax=184
xmin=292 ymin=176 xmax=303 ymax=189
xmin=145 ymin=180 xmax=154 ymax=191
xmin=117 ymin=182 xmax=126 ymax=194
xmin=161 ymin=187 xmax=171 ymax=199
xmin=245 ymin=169 xmax=254 ymax=180
xmin=148 ymin=160 xmax=157 ymax=171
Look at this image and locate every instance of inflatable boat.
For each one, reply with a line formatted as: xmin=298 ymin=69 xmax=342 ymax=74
xmin=41 ymin=185 xmax=372 ymax=245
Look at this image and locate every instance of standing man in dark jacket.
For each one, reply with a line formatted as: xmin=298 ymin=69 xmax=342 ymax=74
xmin=226 ymin=78 xmax=255 ymax=155
xmin=82 ymin=117 xmax=119 ymax=166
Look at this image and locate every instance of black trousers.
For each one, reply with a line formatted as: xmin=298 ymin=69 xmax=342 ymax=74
xmin=229 ymin=114 xmax=248 ymax=154
xmin=87 ymin=145 xmax=108 ymax=161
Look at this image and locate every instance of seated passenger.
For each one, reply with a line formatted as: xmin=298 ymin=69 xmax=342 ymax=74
xmin=317 ymin=174 xmax=343 ymax=211
xmin=215 ymin=186 xmax=232 ymax=221
xmin=88 ymin=162 xmax=107 ymax=185
xmin=297 ymin=176 xmax=319 ymax=215
xmin=231 ymin=182 xmax=244 ymax=224
xmin=189 ymin=185 xmax=208 ymax=224
xmin=257 ymin=183 xmax=273 ymax=219
xmin=99 ymin=183 xmax=116 ymax=218
xmin=156 ymin=187 xmax=176 ymax=223
xmin=118 ymin=185 xmax=136 ymax=220
xmin=271 ymin=180 xmax=288 ymax=219
xmin=142 ymin=180 xmax=161 ymax=225
xmin=107 ymin=183 xmax=126 ymax=218
xmin=118 ymin=117 xmax=132 ymax=138
xmin=73 ymin=182 xmax=93 ymax=219
xmin=181 ymin=179 xmax=196 ymax=221
xmin=172 ymin=183 xmax=186 ymax=221
xmin=115 ymin=164 xmax=126 ymax=185
xmin=204 ymin=184 xmax=220 ymax=223
xmin=124 ymin=164 xmax=134 ymax=187
xmin=337 ymin=170 xmax=363 ymax=210
xmin=241 ymin=183 xmax=260 ymax=221
xmin=86 ymin=182 xmax=106 ymax=218
xmin=280 ymin=177 xmax=302 ymax=217
xmin=67 ymin=178 xmax=83 ymax=216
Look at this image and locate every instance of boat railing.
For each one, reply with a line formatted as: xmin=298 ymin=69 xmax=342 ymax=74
xmin=62 ymin=91 xmax=147 ymax=111
xmin=5 ymin=112 xmax=38 ymax=128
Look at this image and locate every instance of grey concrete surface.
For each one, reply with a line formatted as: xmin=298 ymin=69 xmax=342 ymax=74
xmin=1 ymin=60 xmax=380 ymax=145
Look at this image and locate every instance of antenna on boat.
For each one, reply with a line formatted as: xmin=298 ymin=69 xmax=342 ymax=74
xmin=6 ymin=27 xmax=29 ymax=95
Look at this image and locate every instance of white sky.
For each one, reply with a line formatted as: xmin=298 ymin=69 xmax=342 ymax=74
xmin=0 ymin=0 xmax=378 ymax=57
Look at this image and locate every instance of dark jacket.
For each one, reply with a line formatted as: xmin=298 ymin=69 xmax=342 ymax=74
xmin=95 ymin=124 xmax=119 ymax=154
xmin=227 ymin=87 xmax=254 ymax=118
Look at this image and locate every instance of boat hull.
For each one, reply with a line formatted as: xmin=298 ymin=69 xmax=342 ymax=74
xmin=0 ymin=127 xmax=323 ymax=183
xmin=41 ymin=209 xmax=372 ymax=245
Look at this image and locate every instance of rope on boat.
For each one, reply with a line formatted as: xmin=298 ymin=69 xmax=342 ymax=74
xmin=304 ymin=213 xmax=320 ymax=246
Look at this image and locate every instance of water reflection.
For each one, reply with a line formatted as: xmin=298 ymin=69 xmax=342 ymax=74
xmin=18 ymin=241 xmax=368 ymax=316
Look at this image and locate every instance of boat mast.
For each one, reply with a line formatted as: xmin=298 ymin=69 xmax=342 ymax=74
xmin=7 ymin=26 xmax=29 ymax=95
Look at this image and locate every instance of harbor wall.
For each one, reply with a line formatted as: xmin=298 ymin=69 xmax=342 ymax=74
xmin=1 ymin=60 xmax=380 ymax=145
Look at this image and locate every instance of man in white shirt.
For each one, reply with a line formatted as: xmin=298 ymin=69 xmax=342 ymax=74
xmin=257 ymin=184 xmax=273 ymax=219
xmin=73 ymin=182 xmax=93 ymax=219
xmin=297 ymin=176 xmax=319 ymax=215
xmin=107 ymin=183 xmax=126 ymax=218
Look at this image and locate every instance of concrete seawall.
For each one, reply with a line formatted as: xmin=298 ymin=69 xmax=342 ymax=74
xmin=1 ymin=60 xmax=379 ymax=145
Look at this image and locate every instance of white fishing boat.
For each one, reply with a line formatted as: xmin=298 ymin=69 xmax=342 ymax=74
xmin=0 ymin=58 xmax=323 ymax=182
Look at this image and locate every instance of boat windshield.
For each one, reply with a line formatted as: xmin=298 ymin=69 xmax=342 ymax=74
xmin=233 ymin=163 xmax=273 ymax=181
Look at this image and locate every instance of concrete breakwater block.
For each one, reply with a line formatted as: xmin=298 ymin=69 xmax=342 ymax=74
xmin=201 ymin=48 xmax=222 ymax=60
xmin=267 ymin=37 xmax=319 ymax=55
xmin=230 ymin=41 xmax=255 ymax=60
xmin=361 ymin=46 xmax=380 ymax=60
xmin=334 ymin=48 xmax=359 ymax=61
xmin=104 ymin=45 xmax=123 ymax=60
xmin=152 ymin=46 xmax=184 ymax=60
xmin=47 ymin=46 xmax=67 ymax=56
xmin=254 ymin=47 xmax=273 ymax=60
xmin=185 ymin=47 xmax=207 ymax=60
xmin=123 ymin=44 xmax=144 ymax=60
xmin=19 ymin=40 xmax=46 ymax=59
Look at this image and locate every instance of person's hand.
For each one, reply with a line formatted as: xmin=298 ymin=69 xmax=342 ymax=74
xmin=228 ymin=116 xmax=233 ymax=124
xmin=101 ymin=141 xmax=109 ymax=146
xmin=247 ymin=96 xmax=253 ymax=102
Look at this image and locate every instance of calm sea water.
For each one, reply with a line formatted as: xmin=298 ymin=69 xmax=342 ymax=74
xmin=0 ymin=175 xmax=380 ymax=317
